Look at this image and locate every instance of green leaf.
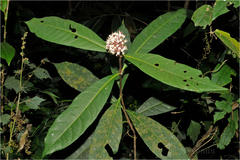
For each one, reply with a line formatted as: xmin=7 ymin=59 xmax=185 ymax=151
xmin=214 ymin=29 xmax=240 ymax=58
xmin=0 ymin=42 xmax=15 ymax=66
xmin=187 ymin=120 xmax=201 ymax=144
xmin=215 ymin=100 xmax=232 ymax=113
xmin=33 ymin=67 xmax=51 ymax=80
xmin=0 ymin=0 xmax=7 ymax=13
xmin=40 ymin=90 xmax=59 ymax=105
xmin=136 ymin=97 xmax=176 ymax=116
xmin=127 ymin=110 xmax=188 ymax=159
xmin=66 ymin=134 xmax=93 ymax=159
xmin=0 ymin=114 xmax=11 ymax=125
xmin=54 ymin=62 xmax=99 ymax=92
xmin=125 ymin=53 xmax=227 ymax=93
xmin=212 ymin=0 xmax=240 ymax=20
xmin=228 ymin=110 xmax=238 ymax=130
xmin=25 ymin=96 xmax=45 ymax=110
xmin=191 ymin=5 xmax=213 ymax=29
xmin=211 ymin=64 xmax=236 ymax=86
xmin=4 ymin=76 xmax=21 ymax=93
xmin=217 ymin=119 xmax=236 ymax=150
xmin=43 ymin=74 xmax=118 ymax=157
xmin=89 ymin=99 xmax=122 ymax=159
xmin=25 ymin=16 xmax=106 ymax=52
xmin=128 ymin=8 xmax=186 ymax=54
xmin=214 ymin=111 xmax=227 ymax=124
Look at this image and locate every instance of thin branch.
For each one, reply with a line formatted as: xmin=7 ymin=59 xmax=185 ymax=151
xmin=119 ymin=55 xmax=137 ymax=160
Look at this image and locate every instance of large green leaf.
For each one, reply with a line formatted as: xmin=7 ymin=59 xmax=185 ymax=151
xmin=136 ymin=97 xmax=176 ymax=116
xmin=66 ymin=100 xmax=122 ymax=159
xmin=54 ymin=62 xmax=99 ymax=92
xmin=0 ymin=42 xmax=15 ymax=66
xmin=43 ymin=74 xmax=118 ymax=157
xmin=88 ymin=99 xmax=122 ymax=159
xmin=125 ymin=53 xmax=227 ymax=93
xmin=128 ymin=9 xmax=186 ymax=54
xmin=212 ymin=0 xmax=240 ymax=21
xmin=25 ymin=16 xmax=106 ymax=52
xmin=214 ymin=29 xmax=240 ymax=58
xmin=127 ymin=110 xmax=188 ymax=159
xmin=211 ymin=64 xmax=236 ymax=86
xmin=191 ymin=5 xmax=213 ymax=29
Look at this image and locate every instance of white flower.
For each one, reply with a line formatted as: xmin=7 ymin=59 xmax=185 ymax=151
xmin=106 ymin=31 xmax=127 ymax=56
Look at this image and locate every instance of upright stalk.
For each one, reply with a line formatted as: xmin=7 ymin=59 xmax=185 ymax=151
xmin=118 ymin=56 xmax=137 ymax=160
xmin=6 ymin=32 xmax=27 ymax=160
xmin=3 ymin=0 xmax=10 ymax=42
xmin=1 ymin=70 xmax=4 ymax=113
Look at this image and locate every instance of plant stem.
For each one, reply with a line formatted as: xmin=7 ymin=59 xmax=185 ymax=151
xmin=118 ymin=56 xmax=137 ymax=160
xmin=15 ymin=53 xmax=24 ymax=116
xmin=3 ymin=0 xmax=10 ymax=42
xmin=1 ymin=69 xmax=4 ymax=113
xmin=6 ymin=38 xmax=26 ymax=159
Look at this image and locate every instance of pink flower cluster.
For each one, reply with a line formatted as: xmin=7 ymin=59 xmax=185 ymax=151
xmin=106 ymin=31 xmax=127 ymax=56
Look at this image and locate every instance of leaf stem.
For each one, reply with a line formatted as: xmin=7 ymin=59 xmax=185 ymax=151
xmin=118 ymin=55 xmax=137 ymax=160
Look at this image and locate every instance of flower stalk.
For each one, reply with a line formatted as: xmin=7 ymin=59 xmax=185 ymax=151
xmin=118 ymin=55 xmax=137 ymax=160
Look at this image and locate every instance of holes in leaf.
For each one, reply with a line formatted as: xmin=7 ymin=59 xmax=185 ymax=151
xmin=190 ymin=77 xmax=193 ymax=80
xmin=184 ymin=70 xmax=187 ymax=73
xmin=198 ymin=75 xmax=203 ymax=78
xmin=183 ymin=79 xmax=187 ymax=82
xmin=40 ymin=20 xmax=44 ymax=23
xmin=158 ymin=143 xmax=169 ymax=156
xmin=154 ymin=63 xmax=159 ymax=67
xmin=74 ymin=35 xmax=78 ymax=39
xmin=105 ymin=144 xmax=114 ymax=157
xmin=196 ymin=83 xmax=199 ymax=86
xmin=186 ymin=84 xmax=190 ymax=87
xmin=69 ymin=24 xmax=76 ymax=32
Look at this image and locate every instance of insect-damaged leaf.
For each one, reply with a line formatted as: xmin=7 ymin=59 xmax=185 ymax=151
xmin=25 ymin=16 xmax=106 ymax=52
xmin=191 ymin=5 xmax=213 ymax=29
xmin=33 ymin=68 xmax=51 ymax=80
xmin=54 ymin=62 xmax=99 ymax=92
xmin=43 ymin=74 xmax=118 ymax=157
xmin=125 ymin=53 xmax=227 ymax=93
xmin=128 ymin=8 xmax=186 ymax=54
xmin=66 ymin=100 xmax=122 ymax=159
xmin=127 ymin=110 xmax=188 ymax=159
xmin=88 ymin=99 xmax=122 ymax=159
xmin=137 ymin=97 xmax=176 ymax=116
